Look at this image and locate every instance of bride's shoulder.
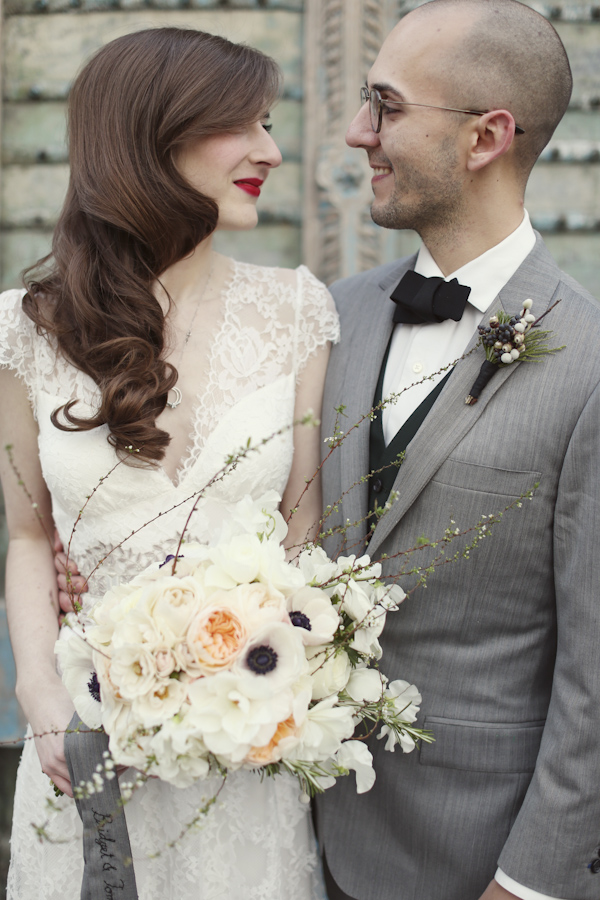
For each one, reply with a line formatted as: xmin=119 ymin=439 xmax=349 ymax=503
xmin=229 ymin=258 xmax=327 ymax=290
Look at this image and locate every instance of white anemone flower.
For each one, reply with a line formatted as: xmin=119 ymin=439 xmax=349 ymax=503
xmin=55 ymin=632 xmax=103 ymax=729
xmin=232 ymin=622 xmax=309 ymax=699
xmin=286 ymin=587 xmax=340 ymax=646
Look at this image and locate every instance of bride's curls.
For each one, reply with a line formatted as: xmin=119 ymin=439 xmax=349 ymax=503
xmin=21 ymin=28 xmax=282 ymax=464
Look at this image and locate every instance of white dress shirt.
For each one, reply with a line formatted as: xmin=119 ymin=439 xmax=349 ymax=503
xmin=382 ymin=211 xmax=536 ymax=445
xmin=383 ymin=212 xmax=564 ymax=900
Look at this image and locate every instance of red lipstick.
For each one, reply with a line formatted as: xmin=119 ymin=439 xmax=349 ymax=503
xmin=234 ymin=178 xmax=264 ymax=197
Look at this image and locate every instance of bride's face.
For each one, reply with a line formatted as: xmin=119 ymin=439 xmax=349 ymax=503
xmin=175 ymin=117 xmax=282 ymax=231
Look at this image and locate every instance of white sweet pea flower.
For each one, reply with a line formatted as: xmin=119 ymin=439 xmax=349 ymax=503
xmin=345 ymin=668 xmax=386 ymax=703
xmin=337 ymin=578 xmax=374 ymax=623
xmin=377 ymin=681 xmax=422 ymax=753
xmin=296 ymin=545 xmax=339 ymax=587
xmin=306 ymin=646 xmax=352 ymax=700
xmin=333 ymin=740 xmax=376 ymax=793
xmin=294 ymin=695 xmax=356 ymax=761
xmin=287 ymin=587 xmax=340 ymax=646
xmin=55 ymin=632 xmax=103 ymax=729
xmin=372 ymin=582 xmax=406 ymax=611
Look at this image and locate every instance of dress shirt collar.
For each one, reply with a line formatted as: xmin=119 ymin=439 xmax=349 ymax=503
xmin=414 ymin=210 xmax=537 ymax=313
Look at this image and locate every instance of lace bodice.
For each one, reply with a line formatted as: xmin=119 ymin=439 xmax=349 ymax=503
xmin=2 ymin=260 xmax=338 ymax=900
xmin=0 ymin=261 xmax=338 ymax=600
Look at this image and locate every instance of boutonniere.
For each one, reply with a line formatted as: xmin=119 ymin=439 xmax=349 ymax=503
xmin=465 ymin=299 xmax=565 ymax=405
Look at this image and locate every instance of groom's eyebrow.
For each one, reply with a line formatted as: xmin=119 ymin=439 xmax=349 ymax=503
xmin=370 ymin=80 xmax=407 ymax=101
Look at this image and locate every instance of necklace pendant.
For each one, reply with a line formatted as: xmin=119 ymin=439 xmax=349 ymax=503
xmin=166 ymin=386 xmax=182 ymax=409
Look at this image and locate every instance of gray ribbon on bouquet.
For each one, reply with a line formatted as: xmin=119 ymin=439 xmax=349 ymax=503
xmin=64 ymin=712 xmax=139 ymax=900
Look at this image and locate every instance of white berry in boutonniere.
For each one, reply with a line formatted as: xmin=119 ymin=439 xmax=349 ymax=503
xmin=465 ymin=298 xmax=565 ymax=405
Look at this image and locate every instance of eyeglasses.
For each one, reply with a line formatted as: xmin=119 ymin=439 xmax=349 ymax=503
xmin=360 ymin=86 xmax=525 ymax=136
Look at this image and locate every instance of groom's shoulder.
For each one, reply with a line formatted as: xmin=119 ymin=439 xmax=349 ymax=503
xmin=329 ymin=256 xmax=416 ymax=322
xmin=328 ymin=256 xmax=414 ymax=307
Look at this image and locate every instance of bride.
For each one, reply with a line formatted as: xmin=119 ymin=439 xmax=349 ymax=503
xmin=0 ymin=27 xmax=338 ymax=900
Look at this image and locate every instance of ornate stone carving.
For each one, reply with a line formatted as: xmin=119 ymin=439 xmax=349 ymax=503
xmin=303 ymin=0 xmax=404 ymax=282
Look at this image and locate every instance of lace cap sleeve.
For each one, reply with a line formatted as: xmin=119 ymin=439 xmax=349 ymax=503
xmin=0 ymin=289 xmax=39 ymax=406
xmin=294 ymin=266 xmax=339 ymax=374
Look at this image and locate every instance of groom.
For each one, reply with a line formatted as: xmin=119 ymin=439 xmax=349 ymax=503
xmin=317 ymin=2 xmax=600 ymax=900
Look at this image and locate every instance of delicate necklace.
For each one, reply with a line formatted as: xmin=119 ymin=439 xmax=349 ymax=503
xmin=166 ymin=256 xmax=214 ymax=410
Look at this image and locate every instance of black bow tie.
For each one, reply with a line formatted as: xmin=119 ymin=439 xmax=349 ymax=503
xmin=390 ymin=270 xmax=471 ymax=325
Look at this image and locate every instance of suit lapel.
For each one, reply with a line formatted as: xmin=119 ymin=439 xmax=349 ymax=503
xmin=367 ymin=236 xmax=562 ymax=557
xmin=338 ymin=258 xmax=415 ymax=545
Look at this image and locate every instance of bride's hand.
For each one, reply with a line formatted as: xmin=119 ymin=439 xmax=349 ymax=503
xmin=29 ymin=681 xmax=75 ymax=798
xmin=54 ymin=529 xmax=88 ymax=615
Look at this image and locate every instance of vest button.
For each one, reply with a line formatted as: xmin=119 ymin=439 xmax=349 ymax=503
xmin=590 ymin=858 xmax=600 ymax=874
xmin=372 ymin=478 xmax=383 ymax=493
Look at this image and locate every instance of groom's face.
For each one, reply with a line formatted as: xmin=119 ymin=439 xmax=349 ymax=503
xmin=347 ymin=9 xmax=475 ymax=236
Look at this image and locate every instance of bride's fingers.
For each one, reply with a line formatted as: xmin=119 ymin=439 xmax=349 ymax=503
xmin=55 ymin=550 xmax=82 ymax=577
xmin=57 ymin=572 xmax=87 ymax=593
xmin=58 ymin=589 xmax=75 ymax=614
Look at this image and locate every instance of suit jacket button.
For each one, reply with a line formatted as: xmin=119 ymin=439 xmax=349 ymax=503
xmin=372 ymin=478 xmax=383 ymax=493
xmin=590 ymin=858 xmax=600 ymax=874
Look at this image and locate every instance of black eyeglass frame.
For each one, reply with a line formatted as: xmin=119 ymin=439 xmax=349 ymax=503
xmin=360 ymin=86 xmax=525 ymax=136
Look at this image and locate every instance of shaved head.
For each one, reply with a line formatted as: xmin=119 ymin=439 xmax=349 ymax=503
xmin=405 ymin=0 xmax=572 ymax=176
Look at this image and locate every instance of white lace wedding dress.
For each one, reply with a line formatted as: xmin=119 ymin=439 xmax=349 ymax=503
xmin=1 ymin=261 xmax=339 ymax=900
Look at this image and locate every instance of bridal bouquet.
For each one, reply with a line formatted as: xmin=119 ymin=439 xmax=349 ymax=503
xmin=56 ymin=491 xmax=428 ymax=796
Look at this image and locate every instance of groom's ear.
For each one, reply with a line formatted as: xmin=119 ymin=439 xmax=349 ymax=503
xmin=466 ymin=110 xmax=519 ymax=172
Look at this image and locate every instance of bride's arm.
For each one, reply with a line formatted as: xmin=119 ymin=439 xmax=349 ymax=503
xmin=0 ymin=367 xmax=74 ymax=796
xmin=281 ymin=341 xmax=331 ymax=556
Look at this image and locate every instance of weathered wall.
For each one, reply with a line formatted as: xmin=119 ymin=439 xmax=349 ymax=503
xmin=303 ymin=0 xmax=600 ymax=290
xmin=1 ymin=1 xmax=305 ymax=288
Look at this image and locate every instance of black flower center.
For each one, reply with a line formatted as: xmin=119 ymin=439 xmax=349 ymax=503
xmin=88 ymin=672 xmax=101 ymax=703
xmin=247 ymin=645 xmax=278 ymax=675
xmin=290 ymin=611 xmax=312 ymax=631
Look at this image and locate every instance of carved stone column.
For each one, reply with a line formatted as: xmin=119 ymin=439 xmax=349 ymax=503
xmin=303 ymin=0 xmax=403 ymax=282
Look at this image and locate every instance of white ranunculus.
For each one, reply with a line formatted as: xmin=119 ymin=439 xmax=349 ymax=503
xmin=109 ymin=644 xmax=159 ymax=700
xmin=55 ymin=632 xmax=103 ymax=729
xmin=345 ymin=668 xmax=386 ymax=703
xmin=109 ymin=607 xmax=164 ymax=653
xmin=132 ymin=677 xmax=187 ymax=728
xmin=332 ymin=740 xmax=375 ymax=793
xmin=286 ymin=587 xmax=340 ymax=646
xmin=142 ymin=575 xmax=206 ymax=643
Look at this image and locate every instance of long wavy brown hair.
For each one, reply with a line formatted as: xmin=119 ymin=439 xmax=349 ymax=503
xmin=23 ymin=28 xmax=281 ymax=463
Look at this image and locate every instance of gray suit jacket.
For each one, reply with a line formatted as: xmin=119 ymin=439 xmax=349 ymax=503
xmin=317 ymin=235 xmax=600 ymax=900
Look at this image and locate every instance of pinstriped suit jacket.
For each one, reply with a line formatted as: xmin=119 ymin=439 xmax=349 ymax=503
xmin=317 ymin=235 xmax=600 ymax=900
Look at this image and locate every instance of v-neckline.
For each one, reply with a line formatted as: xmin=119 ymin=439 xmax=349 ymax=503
xmin=156 ymin=257 xmax=240 ymax=488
